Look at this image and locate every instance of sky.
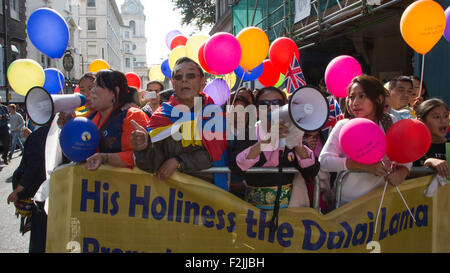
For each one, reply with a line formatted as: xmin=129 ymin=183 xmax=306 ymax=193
xmin=115 ymin=0 xmax=212 ymax=66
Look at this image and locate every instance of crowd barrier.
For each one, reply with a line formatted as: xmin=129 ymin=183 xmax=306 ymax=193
xmin=46 ymin=164 xmax=450 ymax=253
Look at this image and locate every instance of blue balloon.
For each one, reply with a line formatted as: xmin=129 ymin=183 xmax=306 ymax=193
xmin=60 ymin=117 xmax=99 ymax=162
xmin=161 ymin=59 xmax=172 ymax=79
xmin=234 ymin=63 xmax=264 ymax=81
xmin=27 ymin=8 xmax=69 ymax=59
xmin=43 ymin=68 xmax=65 ymax=94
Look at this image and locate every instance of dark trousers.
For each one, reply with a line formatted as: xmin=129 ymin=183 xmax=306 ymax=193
xmin=29 ymin=201 xmax=47 ymax=253
xmin=0 ymin=125 xmax=10 ymax=161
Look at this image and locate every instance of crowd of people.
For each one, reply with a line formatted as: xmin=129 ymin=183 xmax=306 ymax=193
xmin=4 ymin=56 xmax=449 ymax=252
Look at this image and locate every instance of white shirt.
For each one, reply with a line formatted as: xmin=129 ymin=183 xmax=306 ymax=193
xmin=318 ymin=116 xmax=412 ymax=205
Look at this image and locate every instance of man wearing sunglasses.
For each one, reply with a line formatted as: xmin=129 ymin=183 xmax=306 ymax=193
xmin=131 ymin=57 xmax=228 ymax=182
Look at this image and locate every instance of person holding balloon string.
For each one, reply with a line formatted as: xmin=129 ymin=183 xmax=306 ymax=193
xmin=319 ymin=75 xmax=413 ymax=206
xmin=83 ymin=70 xmax=150 ymax=171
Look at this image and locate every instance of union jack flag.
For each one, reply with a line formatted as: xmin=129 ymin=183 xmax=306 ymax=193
xmin=284 ymin=55 xmax=306 ymax=94
xmin=321 ymin=96 xmax=344 ymax=139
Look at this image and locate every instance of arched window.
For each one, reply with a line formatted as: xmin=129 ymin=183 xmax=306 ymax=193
xmin=129 ymin=20 xmax=136 ymax=35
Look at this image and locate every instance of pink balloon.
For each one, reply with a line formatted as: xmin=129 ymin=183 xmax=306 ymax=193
xmin=204 ymin=32 xmax=242 ymax=75
xmin=203 ymin=78 xmax=230 ymax=106
xmin=325 ymin=55 xmax=362 ymax=98
xmin=339 ymin=118 xmax=386 ymax=164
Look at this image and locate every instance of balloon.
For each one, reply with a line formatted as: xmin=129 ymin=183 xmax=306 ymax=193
xmin=339 ymin=118 xmax=386 ymax=164
xmin=386 ymin=119 xmax=431 ymax=164
xmin=89 ymin=59 xmax=110 ymax=73
xmin=43 ymin=68 xmax=65 ymax=94
xmin=168 ymin=46 xmax=187 ymax=70
xmin=160 ymin=59 xmax=172 ymax=79
xmin=444 ymin=6 xmax=450 ymax=42
xmin=234 ymin=63 xmax=264 ymax=81
xmin=60 ymin=117 xmax=99 ymax=162
xmin=186 ymin=34 xmax=209 ymax=65
xmin=27 ymin=8 xmax=69 ymax=58
xmin=203 ymin=79 xmax=230 ymax=106
xmin=125 ymin=72 xmax=141 ymax=89
xmin=400 ymin=0 xmax=446 ymax=54
xmin=236 ymin=27 xmax=269 ymax=70
xmin=325 ymin=55 xmax=362 ymax=98
xmin=165 ymin=30 xmax=183 ymax=49
xmin=204 ymin=32 xmax=242 ymax=75
xmin=170 ymin=35 xmax=188 ymax=50
xmin=258 ymin=59 xmax=280 ymax=87
xmin=198 ymin=42 xmax=219 ymax=75
xmin=7 ymin=59 xmax=45 ymax=96
xmin=274 ymin=73 xmax=285 ymax=88
xmin=148 ymin=65 xmax=165 ymax=82
xmin=216 ymin=72 xmax=237 ymax=90
xmin=269 ymin=37 xmax=299 ymax=74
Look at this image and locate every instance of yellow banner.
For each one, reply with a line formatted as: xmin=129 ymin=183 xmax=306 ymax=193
xmin=46 ymin=165 xmax=450 ymax=253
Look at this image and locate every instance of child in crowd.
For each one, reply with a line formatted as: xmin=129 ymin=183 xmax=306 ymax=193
xmin=319 ymin=75 xmax=412 ymax=206
xmin=414 ymin=98 xmax=449 ymax=178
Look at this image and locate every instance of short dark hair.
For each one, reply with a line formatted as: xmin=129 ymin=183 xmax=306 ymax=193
xmin=416 ymin=98 xmax=448 ymax=120
xmin=78 ymin=72 xmax=96 ymax=84
xmin=95 ymin=70 xmax=129 ymax=108
xmin=146 ymin=80 xmax=164 ymax=91
xmin=255 ymin=86 xmax=287 ymax=106
xmin=172 ymin=57 xmax=205 ymax=78
xmin=388 ymin=76 xmax=413 ymax=91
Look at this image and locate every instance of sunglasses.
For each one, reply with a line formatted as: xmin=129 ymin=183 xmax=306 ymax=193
xmin=173 ymin=73 xmax=198 ymax=81
xmin=257 ymin=99 xmax=283 ymax=106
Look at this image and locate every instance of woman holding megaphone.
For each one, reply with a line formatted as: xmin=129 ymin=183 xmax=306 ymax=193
xmin=84 ymin=70 xmax=149 ymax=171
xmin=229 ymin=87 xmax=320 ymax=230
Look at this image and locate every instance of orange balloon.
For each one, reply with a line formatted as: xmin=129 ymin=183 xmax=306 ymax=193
xmin=400 ymin=0 xmax=446 ymax=54
xmin=237 ymin=27 xmax=269 ymax=70
xmin=88 ymin=59 xmax=110 ymax=73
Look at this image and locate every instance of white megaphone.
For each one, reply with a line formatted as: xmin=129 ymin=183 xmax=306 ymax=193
xmin=25 ymin=87 xmax=86 ymax=125
xmin=270 ymin=86 xmax=329 ymax=148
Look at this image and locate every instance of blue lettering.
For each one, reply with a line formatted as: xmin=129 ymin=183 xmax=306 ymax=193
xmin=129 ymin=184 xmax=151 ymax=218
xmin=216 ymin=209 xmax=225 ymax=230
xmin=167 ymin=188 xmax=176 ymax=222
xmin=80 ymin=180 xmax=100 ymax=213
xmin=151 ymin=196 xmax=167 ymax=220
xmin=110 ymin=192 xmax=120 ymax=216
xmin=340 ymin=222 xmax=353 ymax=248
xmin=379 ymin=208 xmax=388 ymax=241
xmin=327 ymin=231 xmax=345 ymax=250
xmin=415 ymin=205 xmax=428 ymax=227
xmin=184 ymin=201 xmax=200 ymax=225
xmin=352 ymin=223 xmax=367 ymax=246
xmin=227 ymin=212 xmax=236 ymax=232
xmin=246 ymin=209 xmax=257 ymax=238
xmin=83 ymin=237 xmax=99 ymax=253
xmin=258 ymin=210 xmax=275 ymax=243
xmin=389 ymin=213 xmax=400 ymax=236
xmin=201 ymin=205 xmax=215 ymax=228
xmin=102 ymin=183 xmax=109 ymax=214
xmin=302 ymin=220 xmax=326 ymax=251
xmin=277 ymin=223 xmax=293 ymax=247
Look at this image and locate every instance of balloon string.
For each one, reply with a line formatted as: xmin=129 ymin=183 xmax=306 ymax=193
xmin=228 ymin=70 xmax=247 ymax=110
xmin=418 ymin=53 xmax=425 ymax=99
xmin=374 ymin=181 xmax=388 ymax=234
xmin=395 ymin=186 xmax=416 ymax=223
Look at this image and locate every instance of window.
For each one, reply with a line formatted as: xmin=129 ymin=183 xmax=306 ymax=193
xmin=126 ymin=58 xmax=130 ymax=68
xmin=129 ymin=21 xmax=136 ymax=35
xmin=132 ymin=44 xmax=136 ymax=51
xmin=125 ymin=44 xmax=130 ymax=53
xmin=124 ymin=31 xmax=129 ymax=39
xmin=10 ymin=0 xmax=20 ymax=20
xmin=87 ymin=0 xmax=96 ymax=7
xmin=87 ymin=18 xmax=96 ymax=31
xmin=87 ymin=42 xmax=97 ymax=56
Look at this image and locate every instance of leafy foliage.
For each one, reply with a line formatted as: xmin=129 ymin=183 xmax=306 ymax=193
xmin=171 ymin=0 xmax=216 ymax=31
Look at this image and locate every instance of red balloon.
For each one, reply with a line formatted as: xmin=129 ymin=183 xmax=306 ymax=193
xmin=126 ymin=72 xmax=141 ymax=89
xmin=198 ymin=42 xmax=219 ymax=75
xmin=258 ymin=59 xmax=280 ymax=87
xmin=386 ymin=119 xmax=431 ymax=163
xmin=74 ymin=85 xmax=80 ymax=94
xmin=170 ymin=35 xmax=188 ymax=50
xmin=269 ymin=37 xmax=299 ymax=74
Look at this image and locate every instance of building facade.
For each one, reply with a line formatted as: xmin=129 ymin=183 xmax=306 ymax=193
xmin=120 ymin=0 xmax=148 ymax=89
xmin=0 ymin=0 xmax=27 ymax=103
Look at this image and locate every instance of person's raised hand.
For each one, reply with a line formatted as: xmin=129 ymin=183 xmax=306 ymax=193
xmin=131 ymin=119 xmax=148 ymax=151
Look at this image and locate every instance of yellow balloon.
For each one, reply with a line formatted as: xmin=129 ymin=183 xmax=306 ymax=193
xmin=237 ymin=27 xmax=269 ymax=70
xmin=168 ymin=46 xmax=187 ymax=70
xmin=400 ymin=0 xmax=446 ymax=54
xmin=7 ymin=59 xmax=45 ymax=96
xmin=148 ymin=65 xmax=165 ymax=82
xmin=185 ymin=34 xmax=210 ymax=65
xmin=88 ymin=59 xmax=110 ymax=73
xmin=216 ymin=71 xmax=237 ymax=90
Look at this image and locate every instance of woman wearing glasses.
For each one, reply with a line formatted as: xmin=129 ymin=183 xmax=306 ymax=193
xmin=229 ymin=86 xmax=319 ymax=222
